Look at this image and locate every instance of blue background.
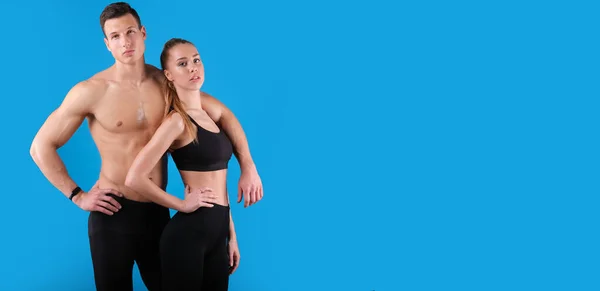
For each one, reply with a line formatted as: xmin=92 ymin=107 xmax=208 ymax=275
xmin=1 ymin=0 xmax=598 ymax=290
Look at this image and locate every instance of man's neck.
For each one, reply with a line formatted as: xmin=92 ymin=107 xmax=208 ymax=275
xmin=113 ymin=57 xmax=147 ymax=84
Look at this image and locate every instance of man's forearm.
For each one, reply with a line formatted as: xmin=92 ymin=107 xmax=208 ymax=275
xmin=30 ymin=143 xmax=78 ymax=198
xmin=219 ymin=110 xmax=255 ymax=169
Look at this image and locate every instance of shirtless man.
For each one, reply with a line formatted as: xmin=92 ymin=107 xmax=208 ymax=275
xmin=29 ymin=2 xmax=262 ymax=291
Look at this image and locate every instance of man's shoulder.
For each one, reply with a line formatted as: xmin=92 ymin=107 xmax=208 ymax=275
xmin=145 ymin=64 xmax=165 ymax=81
xmin=146 ymin=64 xmax=161 ymax=73
xmin=71 ymin=76 xmax=109 ymax=98
xmin=62 ymin=71 xmax=110 ymax=106
xmin=201 ymin=91 xmax=227 ymax=108
xmin=200 ymin=91 xmax=218 ymax=101
xmin=86 ymin=67 xmax=114 ymax=89
xmin=200 ymin=91 xmax=227 ymax=121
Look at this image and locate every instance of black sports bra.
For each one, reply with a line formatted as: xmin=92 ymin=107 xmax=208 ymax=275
xmin=170 ymin=112 xmax=233 ymax=172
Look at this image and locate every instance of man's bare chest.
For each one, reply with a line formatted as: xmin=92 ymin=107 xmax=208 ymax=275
xmin=92 ymin=88 xmax=165 ymax=133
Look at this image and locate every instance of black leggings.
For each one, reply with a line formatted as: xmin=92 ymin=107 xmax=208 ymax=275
xmin=160 ymin=204 xmax=231 ymax=291
xmin=88 ymin=194 xmax=171 ymax=291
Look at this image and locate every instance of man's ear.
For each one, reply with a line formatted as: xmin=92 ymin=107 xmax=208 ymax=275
xmin=104 ymin=37 xmax=111 ymax=52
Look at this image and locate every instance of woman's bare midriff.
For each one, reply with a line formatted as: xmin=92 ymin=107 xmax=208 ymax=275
xmin=179 ymin=169 xmax=229 ymax=206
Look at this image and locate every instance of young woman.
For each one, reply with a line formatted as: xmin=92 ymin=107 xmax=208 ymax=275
xmin=125 ymin=38 xmax=248 ymax=290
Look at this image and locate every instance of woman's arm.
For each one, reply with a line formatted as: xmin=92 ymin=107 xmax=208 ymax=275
xmin=227 ymin=194 xmax=237 ymax=241
xmin=125 ymin=113 xmax=186 ymax=210
xmin=227 ymin=194 xmax=240 ymax=273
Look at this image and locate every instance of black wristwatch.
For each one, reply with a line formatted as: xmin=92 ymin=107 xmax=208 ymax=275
xmin=69 ymin=186 xmax=82 ymax=201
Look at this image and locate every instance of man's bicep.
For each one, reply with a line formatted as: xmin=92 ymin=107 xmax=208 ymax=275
xmin=32 ymin=83 xmax=93 ymax=149
xmin=37 ymin=110 xmax=87 ymax=148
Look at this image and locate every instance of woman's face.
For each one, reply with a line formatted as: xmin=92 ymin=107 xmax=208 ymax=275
xmin=164 ymin=43 xmax=205 ymax=91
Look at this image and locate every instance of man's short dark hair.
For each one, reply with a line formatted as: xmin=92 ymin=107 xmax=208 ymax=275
xmin=99 ymin=2 xmax=142 ymax=36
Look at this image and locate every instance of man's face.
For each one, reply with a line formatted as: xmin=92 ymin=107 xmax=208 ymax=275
xmin=103 ymin=14 xmax=146 ymax=64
